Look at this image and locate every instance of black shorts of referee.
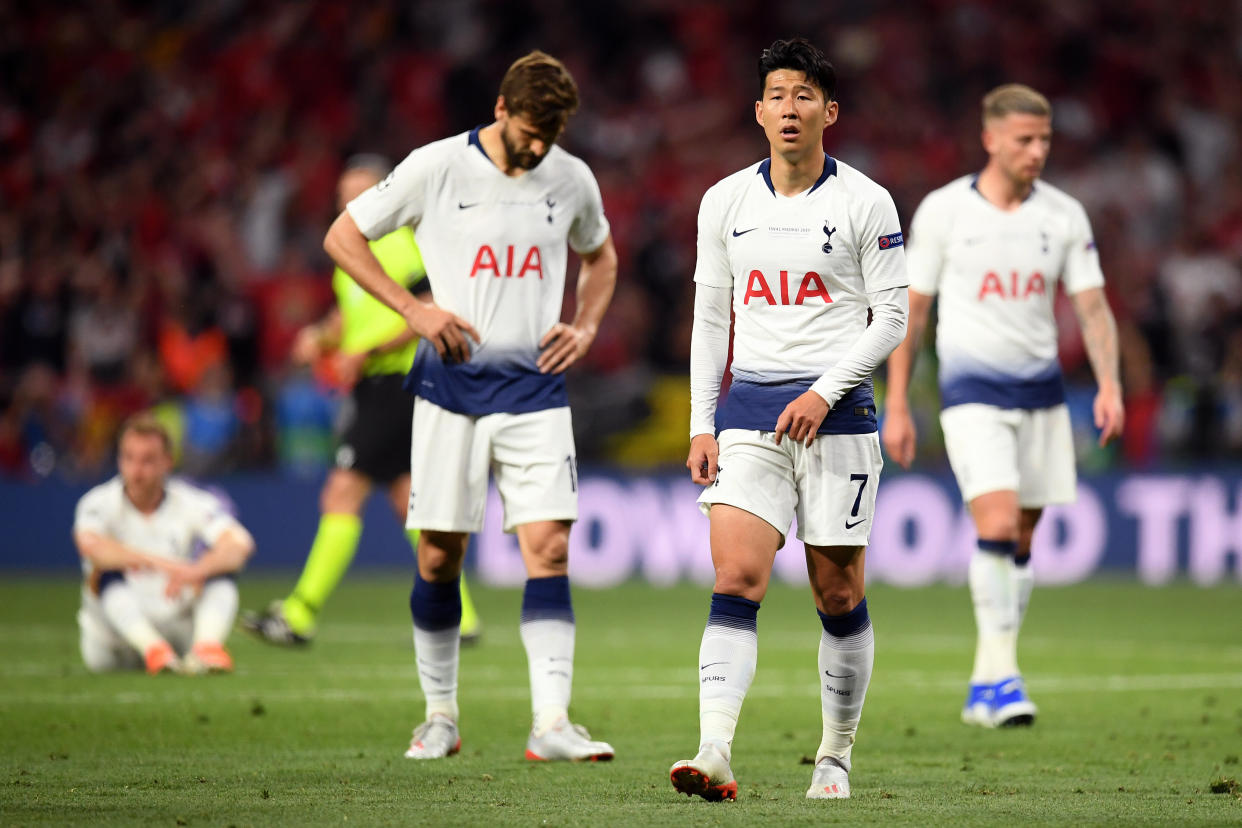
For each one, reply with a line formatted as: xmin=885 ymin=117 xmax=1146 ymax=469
xmin=334 ymin=373 xmax=413 ymax=483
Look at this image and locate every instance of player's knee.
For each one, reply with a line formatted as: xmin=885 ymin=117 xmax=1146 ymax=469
xmin=712 ymin=566 xmax=765 ymax=599
xmin=531 ymin=536 xmax=569 ymax=571
xmin=818 ymin=587 xmax=862 ymax=617
xmin=419 ymin=531 xmax=467 ymax=578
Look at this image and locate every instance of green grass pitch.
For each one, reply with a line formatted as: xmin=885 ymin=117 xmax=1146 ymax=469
xmin=2 ymin=575 xmax=1240 ymax=825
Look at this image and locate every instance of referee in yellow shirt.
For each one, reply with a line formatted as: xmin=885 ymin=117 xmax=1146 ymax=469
xmin=244 ymin=155 xmax=480 ymax=645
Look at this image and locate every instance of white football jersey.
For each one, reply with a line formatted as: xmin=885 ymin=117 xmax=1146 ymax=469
xmin=907 ymin=175 xmax=1104 ymax=409
xmin=74 ymin=477 xmax=241 ymax=600
xmin=347 ymin=129 xmax=611 ymax=415
xmin=695 ymin=155 xmax=908 ymax=434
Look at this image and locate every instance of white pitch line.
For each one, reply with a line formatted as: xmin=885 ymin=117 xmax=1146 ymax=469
xmin=1 ymin=672 xmax=1240 ymax=707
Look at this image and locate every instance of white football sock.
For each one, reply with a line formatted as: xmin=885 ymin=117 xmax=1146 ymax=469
xmin=520 ymin=618 xmax=575 ymax=735
xmin=698 ymin=596 xmax=759 ymax=758
xmin=99 ymin=579 xmax=165 ymax=655
xmin=816 ymin=608 xmax=874 ymax=771
xmin=969 ymin=544 xmax=1019 ymax=683
xmin=413 ymin=625 xmax=460 ymax=721
xmin=1013 ymin=557 xmax=1035 ymax=630
xmin=192 ymin=577 xmax=238 ymax=645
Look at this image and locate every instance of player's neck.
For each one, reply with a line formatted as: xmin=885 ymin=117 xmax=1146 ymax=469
xmin=478 ymin=123 xmax=527 ymax=178
xmin=767 ymin=148 xmax=825 ymax=197
xmin=975 ymin=164 xmax=1033 ymax=211
xmin=124 ymin=483 xmax=165 ymax=514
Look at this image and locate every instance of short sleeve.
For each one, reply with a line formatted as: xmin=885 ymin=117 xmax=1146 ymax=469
xmin=347 ymin=147 xmax=435 ymax=241
xmin=857 ymin=186 xmax=909 ymax=293
xmin=73 ymin=487 xmax=111 ymax=536
xmin=568 ymin=163 xmax=611 ymax=255
xmin=905 ymin=192 xmax=949 ymax=296
xmin=692 ymin=187 xmax=732 ymax=288
xmin=1061 ymin=200 xmax=1105 ymax=295
xmin=184 ymin=486 xmax=243 ymax=547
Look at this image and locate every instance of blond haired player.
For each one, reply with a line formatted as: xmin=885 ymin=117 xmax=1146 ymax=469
xmin=74 ymin=415 xmax=254 ymax=674
xmin=882 ymin=84 xmax=1123 ymax=727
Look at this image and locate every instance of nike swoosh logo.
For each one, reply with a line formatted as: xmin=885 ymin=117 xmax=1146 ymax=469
xmin=732 ymin=227 xmax=758 ymax=237
xmin=458 ymin=201 xmax=479 ymax=209
xmin=844 ymin=519 xmax=865 ymax=529
xmin=700 ymin=661 xmax=728 ymax=671
xmin=824 ymin=669 xmax=856 ymax=679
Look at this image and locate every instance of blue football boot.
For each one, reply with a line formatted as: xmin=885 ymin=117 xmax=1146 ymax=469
xmin=991 ymin=676 xmax=1037 ymax=727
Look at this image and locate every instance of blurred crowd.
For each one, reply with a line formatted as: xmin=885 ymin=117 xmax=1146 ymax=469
xmin=2 ymin=0 xmax=1240 ymax=481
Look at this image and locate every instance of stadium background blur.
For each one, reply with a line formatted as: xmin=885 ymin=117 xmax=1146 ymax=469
xmin=0 ymin=2 xmax=1239 ymax=545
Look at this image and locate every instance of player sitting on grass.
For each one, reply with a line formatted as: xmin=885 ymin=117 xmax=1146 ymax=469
xmin=73 ymin=414 xmax=254 ymax=675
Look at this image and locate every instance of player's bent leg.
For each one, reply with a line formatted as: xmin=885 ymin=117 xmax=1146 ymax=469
xmin=183 ymin=576 xmax=238 ymax=675
xmin=79 ymin=609 xmax=142 ymax=672
xmin=96 ymin=572 xmax=182 ymax=675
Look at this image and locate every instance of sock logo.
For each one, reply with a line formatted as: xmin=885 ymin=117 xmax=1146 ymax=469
xmin=700 ymin=661 xmax=728 ymax=670
xmin=823 ymin=669 xmax=856 ymax=679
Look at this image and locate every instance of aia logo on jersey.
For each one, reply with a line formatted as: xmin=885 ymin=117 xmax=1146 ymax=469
xmin=978 ymin=270 xmax=1046 ymax=300
xmin=743 ymin=269 xmax=832 ymax=305
xmin=877 ymin=232 xmax=903 ymax=250
xmin=470 ymin=245 xmax=544 ymax=279
xmin=822 ymin=223 xmax=837 ymax=254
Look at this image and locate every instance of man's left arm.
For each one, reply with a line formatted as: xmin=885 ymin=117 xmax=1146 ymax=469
xmin=537 ymin=235 xmax=618 ymax=374
xmin=1070 ymin=286 xmax=1124 ymax=446
xmin=165 ymin=518 xmax=255 ymax=596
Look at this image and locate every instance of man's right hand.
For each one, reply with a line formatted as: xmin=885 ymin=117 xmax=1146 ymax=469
xmin=687 ymin=433 xmax=720 ymax=485
xmin=405 ymin=302 xmax=480 ymax=364
xmin=880 ymin=405 xmax=917 ymax=470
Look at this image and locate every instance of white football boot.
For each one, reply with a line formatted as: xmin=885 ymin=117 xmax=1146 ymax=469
xmin=806 ymin=756 xmax=850 ymax=799
xmin=404 ymin=714 xmax=461 ymax=759
xmin=525 ymin=718 xmax=614 ymax=761
xmin=670 ymin=742 xmax=737 ymax=802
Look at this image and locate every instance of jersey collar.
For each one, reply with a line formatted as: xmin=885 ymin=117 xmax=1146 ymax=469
xmin=758 ymin=153 xmax=837 ymax=197
xmin=970 ymin=172 xmax=1039 ymax=204
xmin=468 ymin=126 xmax=490 ymax=163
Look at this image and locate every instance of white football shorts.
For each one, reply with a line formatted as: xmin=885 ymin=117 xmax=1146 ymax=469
xmin=407 ymin=399 xmax=578 ymax=534
xmin=939 ymin=402 xmax=1077 ymax=507
xmin=698 ymin=428 xmax=884 ymax=547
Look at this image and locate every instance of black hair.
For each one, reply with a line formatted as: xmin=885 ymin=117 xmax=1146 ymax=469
xmin=757 ymin=38 xmax=836 ymax=101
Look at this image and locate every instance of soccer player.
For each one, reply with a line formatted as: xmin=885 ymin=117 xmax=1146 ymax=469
xmin=242 ymin=157 xmax=481 ymax=647
xmin=322 ymin=51 xmax=618 ymax=761
xmin=672 ymin=38 xmax=909 ymax=802
xmin=881 ymin=84 xmax=1124 ymax=728
xmin=74 ymin=414 xmax=254 ymax=674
